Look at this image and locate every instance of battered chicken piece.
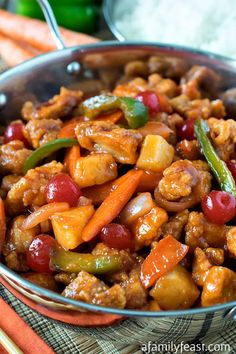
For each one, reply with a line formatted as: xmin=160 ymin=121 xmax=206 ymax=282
xmin=75 ymin=120 xmax=142 ymax=164
xmin=3 ymin=215 xmax=40 ymax=271
xmin=201 ymin=266 xmax=236 ymax=306
xmin=0 ymin=175 xmax=21 ymax=198
xmin=119 ymin=267 xmax=148 ymax=309
xmin=23 ymin=118 xmax=63 ymax=148
xmin=158 ymin=160 xmax=199 ymax=201
xmin=22 ymin=87 xmax=83 ymax=121
xmin=0 ymin=141 xmax=32 ymax=175
xmin=185 ymin=212 xmax=228 ymax=252
xmin=23 ymin=273 xmax=58 ymax=292
xmin=192 ymin=247 xmax=213 ymax=287
xmin=72 ymin=153 xmax=117 ymax=188
xmin=180 ymin=65 xmax=221 ymax=99
xmin=176 ymin=140 xmax=201 ymax=160
xmin=6 ymin=161 xmax=64 ymax=215
xmin=208 ymin=117 xmax=236 ymax=161
xmin=162 ymin=209 xmax=189 ymax=240
xmin=54 ymin=272 xmax=77 ymax=286
xmin=148 ymin=73 xmax=179 ymax=98
xmin=132 ymin=206 xmax=168 ymax=249
xmin=170 ymin=95 xmax=213 ymax=120
xmin=205 ymin=247 xmax=224 ymax=265
xmin=226 ymin=227 xmax=236 ymax=257
xmin=62 ymin=271 xmax=126 ymax=309
xmin=147 ymin=56 xmax=189 ymax=80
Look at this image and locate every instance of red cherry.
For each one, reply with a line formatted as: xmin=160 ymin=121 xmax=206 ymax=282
xmin=227 ymin=160 xmax=236 ymax=182
xmin=45 ymin=173 xmax=81 ymax=207
xmin=4 ymin=122 xmax=29 ymax=147
xmin=201 ymin=190 xmax=236 ymax=224
xmin=26 ymin=234 xmax=57 ymax=273
xmin=135 ymin=91 xmax=160 ymax=115
xmin=99 ymin=223 xmax=134 ymax=250
xmin=177 ymin=119 xmax=195 ymax=141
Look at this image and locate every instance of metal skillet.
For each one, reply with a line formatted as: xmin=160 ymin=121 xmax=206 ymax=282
xmin=0 ymin=0 xmax=235 ymax=343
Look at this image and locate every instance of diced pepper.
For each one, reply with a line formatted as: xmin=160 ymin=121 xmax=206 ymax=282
xmin=23 ymin=138 xmax=77 ymax=174
xmin=51 ymin=247 xmax=123 ymax=274
xmin=140 ymin=235 xmax=189 ymax=288
xmin=194 ymin=118 xmax=236 ymax=197
xmin=50 ymin=205 xmax=95 ymax=250
xmin=81 ymin=94 xmax=148 ymax=129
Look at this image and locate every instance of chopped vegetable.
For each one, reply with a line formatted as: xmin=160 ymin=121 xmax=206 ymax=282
xmin=50 ymin=205 xmax=94 ymax=249
xmin=0 ymin=197 xmax=6 ymax=255
xmin=64 ymin=145 xmax=81 ymax=178
xmin=26 ymin=234 xmax=57 ymax=273
xmin=194 ymin=118 xmax=236 ymax=197
xmin=99 ymin=223 xmax=134 ymax=251
xmin=23 ymin=138 xmax=77 ymax=174
xmin=81 ymin=94 xmax=148 ymax=129
xmin=140 ymin=235 xmax=189 ymax=288
xmin=119 ymin=192 xmax=154 ymax=226
xmin=45 ymin=173 xmax=81 ymax=207
xmin=21 ymin=202 xmax=70 ymax=230
xmin=51 ymin=247 xmax=123 ymax=274
xmin=201 ymin=190 xmax=236 ymax=224
xmin=136 ymin=135 xmax=174 ymax=172
xmin=82 ymin=170 xmax=143 ymax=242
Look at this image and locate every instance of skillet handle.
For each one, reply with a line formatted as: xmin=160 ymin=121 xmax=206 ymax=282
xmin=36 ymin=0 xmax=65 ymax=50
xmin=36 ymin=0 xmax=81 ymax=75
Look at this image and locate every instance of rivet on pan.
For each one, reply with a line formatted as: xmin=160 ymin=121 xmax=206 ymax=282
xmin=67 ymin=61 xmax=81 ymax=75
xmin=0 ymin=93 xmax=7 ymax=109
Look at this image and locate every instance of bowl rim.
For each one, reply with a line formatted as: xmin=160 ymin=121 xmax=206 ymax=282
xmin=0 ymin=40 xmax=236 ymax=318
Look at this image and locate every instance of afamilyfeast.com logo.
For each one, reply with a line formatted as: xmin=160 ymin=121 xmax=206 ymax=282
xmin=141 ymin=341 xmax=231 ymax=353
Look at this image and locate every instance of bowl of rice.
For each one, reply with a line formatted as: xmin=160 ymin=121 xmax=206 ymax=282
xmin=103 ymin=0 xmax=236 ymax=58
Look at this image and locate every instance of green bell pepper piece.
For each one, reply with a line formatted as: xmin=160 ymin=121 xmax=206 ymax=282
xmin=194 ymin=118 xmax=236 ymax=197
xmin=81 ymin=94 xmax=148 ymax=129
xmin=51 ymin=247 xmax=122 ymax=274
xmin=23 ymin=138 xmax=77 ymax=174
xmin=17 ymin=1 xmax=99 ymax=33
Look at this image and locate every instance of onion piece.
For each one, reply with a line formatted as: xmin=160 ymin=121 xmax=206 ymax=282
xmin=120 ymin=192 xmax=154 ymax=225
xmin=154 ymin=188 xmax=199 ymax=212
xmin=21 ymin=202 xmax=70 ymax=230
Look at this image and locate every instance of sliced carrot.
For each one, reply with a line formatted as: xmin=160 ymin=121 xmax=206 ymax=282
xmin=58 ymin=116 xmax=85 ymax=139
xmin=0 ymin=197 xmax=6 ymax=255
xmin=21 ymin=202 xmax=70 ymax=230
xmin=82 ymin=170 xmax=143 ymax=242
xmin=140 ymin=235 xmax=189 ymax=289
xmin=64 ymin=145 xmax=81 ymax=178
xmin=96 ymin=110 xmax=124 ymax=124
xmin=136 ymin=170 xmax=163 ymax=192
xmin=157 ymin=93 xmax=173 ymax=113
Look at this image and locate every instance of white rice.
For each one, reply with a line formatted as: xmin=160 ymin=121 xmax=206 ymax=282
xmin=114 ymin=0 xmax=236 ymax=58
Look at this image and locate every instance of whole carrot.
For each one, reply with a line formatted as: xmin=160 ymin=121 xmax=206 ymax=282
xmin=82 ymin=170 xmax=144 ymax=242
xmin=0 ymin=33 xmax=38 ymax=66
xmin=0 ymin=10 xmax=98 ymax=53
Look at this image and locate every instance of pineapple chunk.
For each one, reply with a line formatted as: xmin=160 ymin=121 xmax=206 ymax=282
xmin=51 ymin=206 xmax=94 ymax=250
xmin=136 ymin=135 xmax=174 ymax=172
xmin=73 ymin=153 xmax=117 ymax=188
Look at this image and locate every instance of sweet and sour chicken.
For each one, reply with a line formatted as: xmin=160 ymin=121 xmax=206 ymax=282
xmin=0 ymin=59 xmax=236 ymax=312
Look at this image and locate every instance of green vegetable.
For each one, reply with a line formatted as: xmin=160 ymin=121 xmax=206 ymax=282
xmin=194 ymin=118 xmax=236 ymax=197
xmin=17 ymin=0 xmax=99 ymax=33
xmin=82 ymin=94 xmax=148 ymax=129
xmin=51 ymin=247 xmax=122 ymax=274
xmin=23 ymin=138 xmax=77 ymax=174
